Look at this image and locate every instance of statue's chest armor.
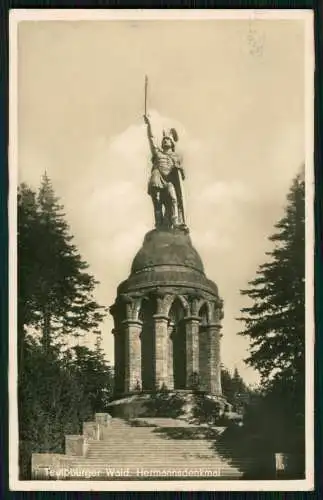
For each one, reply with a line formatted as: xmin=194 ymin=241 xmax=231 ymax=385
xmin=155 ymin=151 xmax=175 ymax=177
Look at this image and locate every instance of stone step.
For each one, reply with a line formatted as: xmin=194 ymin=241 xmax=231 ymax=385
xmin=32 ymin=416 xmax=250 ymax=480
xmin=82 ymin=419 xmax=248 ymax=477
xmin=64 ymin=465 xmax=242 ymax=473
xmin=87 ymin=447 xmax=231 ymax=453
xmin=52 ymin=469 xmax=242 ymax=479
xmin=71 ymin=455 xmax=239 ymax=462
xmin=53 ymin=418 xmax=248 ymax=479
xmin=70 ymin=458 xmax=237 ymax=465
xmin=86 ymin=448 xmax=225 ymax=457
xmin=87 ymin=440 xmax=219 ymax=446
xmin=86 ymin=448 xmax=225 ymax=455
xmin=84 ymin=458 xmax=247 ymax=464
xmin=85 ymin=456 xmax=228 ymax=462
xmin=67 ymin=463 xmax=242 ymax=473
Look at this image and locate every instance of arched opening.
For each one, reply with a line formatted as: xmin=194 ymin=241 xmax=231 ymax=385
xmin=169 ymin=297 xmax=186 ymax=390
xmin=199 ymin=302 xmax=208 ymax=326
xmin=139 ymin=296 xmax=156 ymax=390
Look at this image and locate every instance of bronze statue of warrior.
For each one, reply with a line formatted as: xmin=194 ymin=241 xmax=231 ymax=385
xmin=143 ymin=113 xmax=186 ymax=229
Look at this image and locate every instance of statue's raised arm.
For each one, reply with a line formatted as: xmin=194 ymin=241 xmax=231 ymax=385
xmin=143 ymin=114 xmax=158 ymax=157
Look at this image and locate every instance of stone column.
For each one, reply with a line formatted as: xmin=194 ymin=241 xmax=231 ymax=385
xmin=198 ymin=326 xmax=210 ymax=392
xmin=198 ymin=323 xmax=222 ymax=395
xmin=112 ymin=328 xmax=124 ymax=396
xmin=123 ymin=319 xmax=142 ymax=394
xmin=207 ymin=323 xmax=222 ymax=395
xmin=167 ymin=321 xmax=175 ymax=390
xmin=183 ymin=316 xmax=200 ymax=389
xmin=153 ymin=314 xmax=169 ymax=390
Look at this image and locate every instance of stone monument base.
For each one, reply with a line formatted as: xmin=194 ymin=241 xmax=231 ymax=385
xmin=106 ymin=390 xmax=240 ymax=424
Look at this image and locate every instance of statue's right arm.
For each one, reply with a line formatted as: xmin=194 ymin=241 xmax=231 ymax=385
xmin=143 ymin=115 xmax=157 ymax=156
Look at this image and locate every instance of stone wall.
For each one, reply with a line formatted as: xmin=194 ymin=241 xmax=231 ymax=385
xmin=31 ymin=413 xmax=112 ymax=479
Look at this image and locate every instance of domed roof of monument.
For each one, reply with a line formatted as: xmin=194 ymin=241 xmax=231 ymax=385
xmin=117 ymin=228 xmax=218 ymax=297
xmin=131 ymin=228 xmax=204 ymax=274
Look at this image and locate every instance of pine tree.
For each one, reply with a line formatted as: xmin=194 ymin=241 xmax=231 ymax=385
xmin=18 ymin=184 xmax=40 ymax=362
xmin=18 ymin=173 xmax=107 ymax=350
xmin=221 ymin=367 xmax=234 ymax=402
xmin=221 ymin=366 xmax=250 ymax=411
xmin=238 ymin=172 xmax=305 ymax=387
xmin=230 ymin=368 xmax=250 ymax=411
xmin=18 ymin=174 xmax=113 ymax=478
xmin=232 ymin=367 xmax=247 ymax=394
xmin=237 ymin=172 xmax=305 ymax=464
xmin=70 ymin=344 xmax=113 ymax=411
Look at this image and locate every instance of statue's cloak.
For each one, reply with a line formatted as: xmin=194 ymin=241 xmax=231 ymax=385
xmin=168 ymin=161 xmax=186 ymax=226
xmin=147 ymin=148 xmax=186 ymax=226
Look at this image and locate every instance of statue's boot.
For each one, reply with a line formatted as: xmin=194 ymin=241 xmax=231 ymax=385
xmin=152 ymin=193 xmax=163 ymax=228
xmin=154 ymin=205 xmax=163 ymax=228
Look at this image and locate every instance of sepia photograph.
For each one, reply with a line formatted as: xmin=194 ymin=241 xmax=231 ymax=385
xmin=9 ymin=9 xmax=314 ymax=491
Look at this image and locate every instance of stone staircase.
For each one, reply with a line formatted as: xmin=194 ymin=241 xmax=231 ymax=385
xmin=32 ymin=414 xmax=245 ymax=480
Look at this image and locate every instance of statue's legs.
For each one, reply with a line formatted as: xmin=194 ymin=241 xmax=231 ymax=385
xmin=167 ymin=182 xmax=179 ymax=227
xmin=151 ymin=190 xmax=163 ymax=228
xmin=163 ymin=194 xmax=172 ymax=228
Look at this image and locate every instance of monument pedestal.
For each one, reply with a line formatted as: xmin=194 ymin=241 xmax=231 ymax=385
xmin=110 ymin=228 xmax=223 ymax=399
xmin=106 ymin=390 xmax=232 ymax=422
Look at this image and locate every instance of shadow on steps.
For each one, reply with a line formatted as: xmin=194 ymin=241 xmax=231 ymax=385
xmin=151 ymin=426 xmax=224 ymax=441
xmin=211 ymin=425 xmax=305 ymax=480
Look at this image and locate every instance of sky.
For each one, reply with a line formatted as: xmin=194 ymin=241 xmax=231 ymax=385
xmin=16 ymin=16 xmax=308 ymax=385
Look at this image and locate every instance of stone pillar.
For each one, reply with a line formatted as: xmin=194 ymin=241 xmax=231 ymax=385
xmin=167 ymin=321 xmax=175 ymax=390
xmin=153 ymin=314 xmax=169 ymax=389
xmin=199 ymin=326 xmax=210 ymax=392
xmin=112 ymin=328 xmax=124 ymax=396
xmin=198 ymin=323 xmax=222 ymax=395
xmin=184 ymin=316 xmax=200 ymax=389
xmin=207 ymin=323 xmax=222 ymax=395
xmin=123 ymin=319 xmax=142 ymax=393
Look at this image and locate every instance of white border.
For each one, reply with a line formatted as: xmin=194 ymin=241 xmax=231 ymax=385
xmin=9 ymin=9 xmax=315 ymax=492
xmin=9 ymin=8 xmax=313 ymax=21
xmin=304 ymin=8 xmax=315 ymax=490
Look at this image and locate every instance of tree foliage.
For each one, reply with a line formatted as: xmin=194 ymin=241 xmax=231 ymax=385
xmin=18 ymin=174 xmax=113 ymax=479
xmin=236 ymin=172 xmax=305 ymax=471
xmin=238 ymin=173 xmax=305 ymax=387
xmin=221 ymin=366 xmax=250 ymax=411
xmin=18 ymin=173 xmax=107 ymax=350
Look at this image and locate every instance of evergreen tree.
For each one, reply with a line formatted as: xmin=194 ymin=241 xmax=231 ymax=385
xmin=221 ymin=366 xmax=250 ymax=411
xmin=237 ymin=172 xmax=305 ymax=467
xmin=238 ymin=172 xmax=305 ymax=387
xmin=18 ymin=184 xmax=40 ymax=363
xmin=70 ymin=344 xmax=113 ymax=411
xmin=19 ymin=338 xmax=93 ymax=478
xmin=231 ymin=368 xmax=250 ymax=412
xmin=18 ymin=173 xmax=107 ymax=350
xmin=232 ymin=367 xmax=247 ymax=394
xmin=221 ymin=367 xmax=234 ymax=402
xmin=18 ymin=174 xmax=113 ymax=478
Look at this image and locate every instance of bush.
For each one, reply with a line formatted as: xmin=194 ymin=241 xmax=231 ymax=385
xmin=144 ymin=391 xmax=185 ymax=418
xmin=191 ymin=393 xmax=225 ymax=424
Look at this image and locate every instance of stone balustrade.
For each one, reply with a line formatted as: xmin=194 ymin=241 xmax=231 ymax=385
xmin=31 ymin=413 xmax=112 ymax=479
